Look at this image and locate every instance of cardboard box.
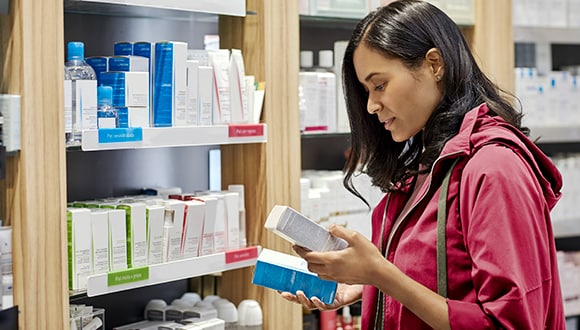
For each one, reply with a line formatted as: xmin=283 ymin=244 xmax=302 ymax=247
xmin=265 ymin=205 xmax=347 ymax=252
xmin=252 ymin=248 xmax=337 ymax=305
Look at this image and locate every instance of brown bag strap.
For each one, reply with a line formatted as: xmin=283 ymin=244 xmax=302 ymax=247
xmin=437 ymin=158 xmax=460 ymax=298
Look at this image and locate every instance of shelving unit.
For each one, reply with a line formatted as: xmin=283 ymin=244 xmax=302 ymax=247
xmin=79 ymin=124 xmax=267 ymax=151
xmin=514 ymin=26 xmax=580 ymax=44
xmin=81 ymin=246 xmax=260 ymax=297
xmin=552 ymin=219 xmax=580 ymax=239
xmin=530 ymin=126 xmax=580 ymax=143
xmin=64 ymin=0 xmax=246 ymax=17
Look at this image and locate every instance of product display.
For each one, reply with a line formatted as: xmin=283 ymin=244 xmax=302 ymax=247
xmin=6 ymin=0 xmax=579 ymax=329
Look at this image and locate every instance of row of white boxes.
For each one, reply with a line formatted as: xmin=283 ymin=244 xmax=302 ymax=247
xmin=515 ymin=68 xmax=580 ymax=127
xmin=557 ymin=251 xmax=580 ymax=317
xmin=513 ymin=0 xmax=580 ymax=28
xmin=301 ymin=0 xmax=473 ymax=24
xmin=67 ymin=187 xmax=246 ymax=292
xmin=80 ymin=41 xmax=259 ymax=130
xmin=300 ymin=170 xmax=384 ymax=240
xmin=551 ymin=153 xmax=580 ymax=222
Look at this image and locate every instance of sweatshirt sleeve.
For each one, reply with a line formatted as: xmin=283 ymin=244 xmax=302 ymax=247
xmin=449 ymin=144 xmax=556 ymax=329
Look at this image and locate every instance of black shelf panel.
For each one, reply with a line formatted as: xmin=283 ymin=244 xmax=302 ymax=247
xmin=0 ymin=306 xmax=18 ymax=330
xmin=301 ymin=133 xmax=350 ymax=171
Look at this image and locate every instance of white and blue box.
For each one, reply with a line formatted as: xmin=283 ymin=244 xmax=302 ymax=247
xmin=252 ymin=248 xmax=338 ymax=305
xmin=100 ymin=71 xmax=149 ymax=108
xmin=108 ymin=55 xmax=149 ymax=72
xmin=85 ymin=56 xmax=109 ymax=83
xmin=153 ymin=41 xmax=187 ymax=127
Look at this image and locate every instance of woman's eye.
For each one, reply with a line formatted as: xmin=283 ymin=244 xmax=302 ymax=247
xmin=374 ymin=83 xmax=385 ymax=91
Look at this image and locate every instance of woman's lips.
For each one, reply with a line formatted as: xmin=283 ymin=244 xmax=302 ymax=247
xmin=383 ymin=117 xmax=394 ymax=130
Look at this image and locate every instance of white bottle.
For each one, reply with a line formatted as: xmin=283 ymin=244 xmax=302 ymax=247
xmin=97 ymin=86 xmax=118 ymax=128
xmin=228 ymin=184 xmax=247 ymax=248
xmin=317 ymin=50 xmax=337 ymax=133
xmin=64 ymin=41 xmax=97 ymax=146
xmin=299 ymin=50 xmax=321 ymax=133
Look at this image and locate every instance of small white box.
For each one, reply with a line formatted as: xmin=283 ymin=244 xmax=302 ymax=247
xmin=202 ymin=194 xmax=227 ymax=253
xmin=146 ymin=205 xmax=165 ymax=265
xmin=90 ymin=209 xmax=110 ymax=275
xmin=100 ymin=71 xmax=150 ymax=108
xmin=108 ymin=208 xmax=128 ymax=271
xmin=265 ymin=205 xmax=348 ymax=252
xmin=0 ymin=94 xmax=21 ymax=152
xmin=197 ymin=66 xmax=214 ymax=126
xmin=229 ymin=49 xmax=248 ymax=124
xmin=127 ymin=106 xmax=150 ymax=128
xmin=194 ymin=196 xmax=217 ymax=256
xmin=134 ymin=41 xmax=156 ymax=119
xmin=182 ymin=200 xmax=205 ymax=258
xmin=222 ymin=192 xmax=240 ymax=250
xmin=154 ymin=41 xmax=188 ymax=127
xmin=208 ymin=50 xmax=231 ymax=124
xmin=187 ymin=49 xmax=209 ymax=66
xmin=117 ymin=202 xmax=148 ymax=268
xmin=186 ymin=60 xmax=200 ymax=126
xmin=108 ymin=55 xmax=149 ymax=72
xmin=67 ymin=208 xmax=92 ymax=291
xmin=160 ymin=199 xmax=186 ymax=261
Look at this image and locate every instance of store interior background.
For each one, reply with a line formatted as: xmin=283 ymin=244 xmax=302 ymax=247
xmin=1 ymin=0 xmax=580 ymax=329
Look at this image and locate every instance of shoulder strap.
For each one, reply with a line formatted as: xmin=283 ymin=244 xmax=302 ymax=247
xmin=437 ymin=158 xmax=460 ymax=298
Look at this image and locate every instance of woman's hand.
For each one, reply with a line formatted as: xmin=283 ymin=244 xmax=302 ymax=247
xmin=293 ymin=224 xmax=387 ymax=286
xmin=279 ymin=283 xmax=362 ymax=311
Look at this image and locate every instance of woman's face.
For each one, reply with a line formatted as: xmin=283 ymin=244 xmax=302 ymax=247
xmin=353 ymin=43 xmax=443 ymax=142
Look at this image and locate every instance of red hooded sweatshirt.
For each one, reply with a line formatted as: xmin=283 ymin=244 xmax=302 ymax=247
xmin=362 ymin=103 xmax=565 ymax=329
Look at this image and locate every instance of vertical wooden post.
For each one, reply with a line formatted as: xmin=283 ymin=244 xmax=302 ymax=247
xmin=470 ymin=0 xmax=515 ymax=92
xmin=219 ymin=0 xmax=303 ymax=329
xmin=0 ymin=0 xmax=68 ymax=328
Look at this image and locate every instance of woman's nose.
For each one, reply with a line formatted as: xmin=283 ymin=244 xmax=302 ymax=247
xmin=367 ymin=99 xmax=381 ymax=114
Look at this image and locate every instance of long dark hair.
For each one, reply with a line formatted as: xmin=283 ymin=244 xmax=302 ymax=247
xmin=342 ymin=0 xmax=526 ymax=205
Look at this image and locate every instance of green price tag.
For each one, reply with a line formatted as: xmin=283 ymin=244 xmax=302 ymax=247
xmin=107 ymin=267 xmax=149 ymax=287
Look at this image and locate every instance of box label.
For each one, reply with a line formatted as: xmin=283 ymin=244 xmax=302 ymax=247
xmin=107 ymin=266 xmax=149 ymax=286
xmin=228 ymin=124 xmax=264 ymax=138
xmin=225 ymin=246 xmax=259 ymax=264
xmin=98 ymin=127 xmax=143 ymax=143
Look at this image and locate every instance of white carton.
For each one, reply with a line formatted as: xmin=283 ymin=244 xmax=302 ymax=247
xmin=186 ymin=60 xmax=200 ymax=126
xmin=146 ymin=204 xmax=165 ymax=265
xmin=160 ymin=199 xmax=186 ymax=261
xmin=117 ymin=202 xmax=148 ymax=268
xmin=194 ymin=196 xmax=217 ymax=256
xmin=90 ymin=209 xmax=109 ymax=275
xmin=265 ymin=205 xmax=348 ymax=252
xmin=67 ymin=208 xmax=92 ymax=291
xmin=153 ymin=41 xmax=188 ymax=127
xmin=107 ymin=208 xmax=128 ymax=271
xmin=182 ymin=200 xmax=205 ymax=258
xmin=197 ymin=66 xmax=214 ymax=125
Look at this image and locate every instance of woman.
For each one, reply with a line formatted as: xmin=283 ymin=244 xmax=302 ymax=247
xmin=281 ymin=1 xmax=565 ymax=329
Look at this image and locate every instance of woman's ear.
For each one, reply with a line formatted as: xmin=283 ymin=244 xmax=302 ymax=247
xmin=425 ymin=48 xmax=444 ymax=80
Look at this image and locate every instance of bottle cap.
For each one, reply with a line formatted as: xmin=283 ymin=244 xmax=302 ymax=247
xmin=67 ymin=41 xmax=85 ymax=61
xmin=97 ymin=86 xmax=113 ymax=107
xmin=238 ymin=299 xmax=263 ymax=326
xmin=319 ymin=50 xmax=334 ymax=68
xmin=181 ymin=292 xmax=202 ymax=306
xmin=300 ymin=50 xmax=314 ymax=68
xmin=215 ymin=301 xmax=238 ymax=323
